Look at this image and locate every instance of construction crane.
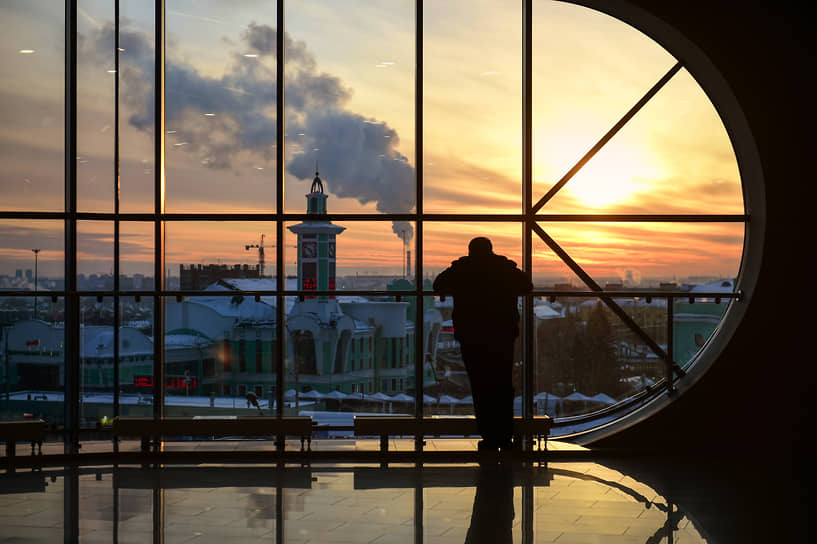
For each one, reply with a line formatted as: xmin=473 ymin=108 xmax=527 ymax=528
xmin=245 ymin=234 xmax=266 ymax=277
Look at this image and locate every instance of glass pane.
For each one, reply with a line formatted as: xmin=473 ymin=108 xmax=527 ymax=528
xmin=673 ymin=294 xmax=731 ymax=370
xmin=534 ymin=296 xmax=665 ymax=422
xmin=121 ymin=296 xmax=154 ymax=417
xmin=119 ymin=1 xmax=156 ymax=213
xmin=423 ymin=0 xmax=522 ymax=214
xmin=0 ymin=1 xmax=64 ymax=212
xmin=284 ymin=220 xmax=416 ymax=291
xmin=543 ymin=69 xmax=744 ymax=215
xmin=423 ymin=222 xmax=522 ymax=280
xmin=78 ymin=221 xmax=113 ymax=291
xmin=120 ymin=221 xmax=154 ymax=290
xmin=1 ymin=296 xmax=65 ymax=427
xmin=165 ymin=294 xmax=276 ymax=416
xmin=287 ymin=293 xmax=420 ymax=429
xmin=165 ymin=222 xmax=277 ymax=290
xmin=79 ymin=296 xmax=114 ymax=429
xmin=0 ymin=220 xmax=64 ymax=292
xmin=285 ymin=1 xmax=415 ymax=215
xmin=77 ymin=0 xmax=115 ymax=213
xmin=532 ymin=232 xmax=588 ymax=290
xmin=75 ymin=294 xmax=151 ymax=441
xmin=537 ymin=222 xmax=743 ymax=288
xmin=164 ymin=1 xmax=277 ymax=212
xmin=532 ymin=1 xmax=677 ymax=209
xmin=427 ymin=296 xmax=474 ymax=418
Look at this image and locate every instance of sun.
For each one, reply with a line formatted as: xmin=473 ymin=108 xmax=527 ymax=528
xmin=564 ymin=146 xmax=655 ymax=208
xmin=535 ymin=120 xmax=664 ymax=209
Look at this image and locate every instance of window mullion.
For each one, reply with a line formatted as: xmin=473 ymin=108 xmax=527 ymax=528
xmin=522 ymin=0 xmax=534 ymax=425
xmin=414 ymin=0 xmax=424 ymax=454
xmin=153 ymin=0 xmax=166 ymax=423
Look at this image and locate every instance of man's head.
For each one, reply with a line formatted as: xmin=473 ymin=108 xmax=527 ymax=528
xmin=468 ymin=237 xmax=493 ymax=256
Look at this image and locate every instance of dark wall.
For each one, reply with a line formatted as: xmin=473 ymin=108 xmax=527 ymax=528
xmin=594 ymin=3 xmax=813 ymax=454
xmin=592 ymin=5 xmax=814 ymax=537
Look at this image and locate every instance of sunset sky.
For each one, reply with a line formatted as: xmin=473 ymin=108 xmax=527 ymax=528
xmin=0 ymin=0 xmax=745 ymax=286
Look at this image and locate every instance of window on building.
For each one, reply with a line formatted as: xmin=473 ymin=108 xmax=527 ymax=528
xmin=239 ymin=339 xmax=247 ymax=373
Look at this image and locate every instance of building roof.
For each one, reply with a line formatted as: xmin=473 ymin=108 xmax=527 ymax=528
xmin=689 ymin=278 xmax=735 ymax=292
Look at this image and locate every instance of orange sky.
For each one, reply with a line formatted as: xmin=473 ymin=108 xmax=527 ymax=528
xmin=0 ymin=0 xmax=745 ymax=285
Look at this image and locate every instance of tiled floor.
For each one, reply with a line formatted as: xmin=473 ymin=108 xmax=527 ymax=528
xmin=0 ymin=439 xmax=807 ymax=542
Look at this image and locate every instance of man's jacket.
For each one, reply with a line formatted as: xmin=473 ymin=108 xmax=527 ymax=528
xmin=433 ymin=253 xmax=533 ymax=344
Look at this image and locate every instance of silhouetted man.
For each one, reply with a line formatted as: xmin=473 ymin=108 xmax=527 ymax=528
xmin=434 ymin=237 xmax=532 ymax=451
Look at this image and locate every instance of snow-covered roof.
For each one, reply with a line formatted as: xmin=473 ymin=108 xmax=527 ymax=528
xmin=533 ymin=302 xmax=562 ymax=319
xmin=212 ymin=277 xmax=298 ymax=292
xmin=193 ymin=277 xmax=302 ymax=321
xmin=164 ymin=333 xmax=210 ymax=348
xmin=690 ymin=278 xmax=735 ymax=293
xmin=192 ymin=295 xmax=277 ymax=322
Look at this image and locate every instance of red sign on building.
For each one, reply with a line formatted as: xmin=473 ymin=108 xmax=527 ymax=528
xmin=134 ymin=375 xmax=197 ymax=389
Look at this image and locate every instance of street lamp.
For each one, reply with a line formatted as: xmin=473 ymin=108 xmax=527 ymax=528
xmin=32 ymin=249 xmax=40 ymax=319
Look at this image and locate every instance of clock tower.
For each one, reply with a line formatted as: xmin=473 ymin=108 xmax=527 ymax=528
xmin=288 ymin=170 xmax=345 ymax=299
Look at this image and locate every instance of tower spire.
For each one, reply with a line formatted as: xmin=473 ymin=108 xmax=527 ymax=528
xmin=310 ymin=163 xmax=324 ymax=194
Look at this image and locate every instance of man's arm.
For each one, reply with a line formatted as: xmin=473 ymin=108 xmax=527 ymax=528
xmin=433 ymin=266 xmax=456 ymax=295
xmin=513 ymin=268 xmax=533 ymax=295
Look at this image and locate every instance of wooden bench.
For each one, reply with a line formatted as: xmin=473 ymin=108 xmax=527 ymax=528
xmin=0 ymin=420 xmax=46 ymax=458
xmin=353 ymin=416 xmax=552 ymax=453
xmin=113 ymin=416 xmax=313 ymax=452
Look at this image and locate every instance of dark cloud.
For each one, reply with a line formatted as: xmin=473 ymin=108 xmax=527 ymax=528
xmin=83 ymin=20 xmax=413 ymax=242
xmin=243 ymin=22 xmax=313 ymax=67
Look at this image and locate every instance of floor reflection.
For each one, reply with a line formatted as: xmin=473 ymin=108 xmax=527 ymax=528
xmin=465 ymin=464 xmax=514 ymax=544
xmin=0 ymin=458 xmax=721 ymax=543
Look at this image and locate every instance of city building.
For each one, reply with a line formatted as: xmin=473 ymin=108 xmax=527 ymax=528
xmin=179 ymin=263 xmax=262 ymax=291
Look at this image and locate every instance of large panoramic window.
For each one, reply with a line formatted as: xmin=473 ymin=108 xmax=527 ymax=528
xmin=0 ymin=0 xmax=758 ymax=447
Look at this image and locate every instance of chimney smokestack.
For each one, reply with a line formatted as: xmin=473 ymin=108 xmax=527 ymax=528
xmin=406 ymin=250 xmax=411 ymax=279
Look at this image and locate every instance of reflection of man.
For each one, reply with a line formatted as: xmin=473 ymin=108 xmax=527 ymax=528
xmin=434 ymin=237 xmax=532 ymax=451
xmin=465 ymin=463 xmax=514 ymax=543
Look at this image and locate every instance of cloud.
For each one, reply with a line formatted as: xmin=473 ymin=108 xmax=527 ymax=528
xmin=83 ymin=20 xmax=414 ymax=243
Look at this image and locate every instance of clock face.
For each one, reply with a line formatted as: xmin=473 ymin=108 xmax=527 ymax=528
xmin=328 ymin=242 xmax=335 ymax=258
xmin=302 ymin=241 xmax=317 ymax=258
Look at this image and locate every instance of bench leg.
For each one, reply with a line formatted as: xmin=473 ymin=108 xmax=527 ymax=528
xmin=379 ymin=434 xmax=389 ymax=468
xmin=8 ymin=441 xmax=16 ymax=458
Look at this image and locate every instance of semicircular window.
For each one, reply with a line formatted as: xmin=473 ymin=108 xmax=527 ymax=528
xmin=529 ymin=1 xmax=751 ymax=433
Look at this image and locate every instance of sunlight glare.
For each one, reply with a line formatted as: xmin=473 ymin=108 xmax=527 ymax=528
xmin=537 ymin=123 xmax=664 ymax=208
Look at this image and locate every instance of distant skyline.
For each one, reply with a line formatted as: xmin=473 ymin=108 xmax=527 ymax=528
xmin=1 ymin=0 xmax=745 ymax=284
